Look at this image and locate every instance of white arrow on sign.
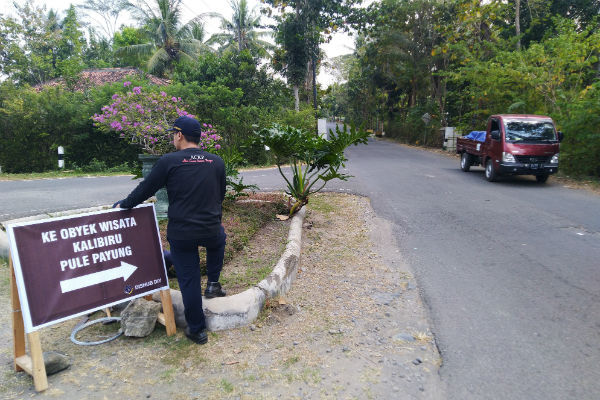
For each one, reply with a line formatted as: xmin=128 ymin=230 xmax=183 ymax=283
xmin=59 ymin=261 xmax=138 ymax=294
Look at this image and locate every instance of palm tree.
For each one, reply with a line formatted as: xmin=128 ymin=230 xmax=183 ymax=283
xmin=208 ymin=0 xmax=273 ymax=58
xmin=118 ymin=0 xmax=212 ymax=77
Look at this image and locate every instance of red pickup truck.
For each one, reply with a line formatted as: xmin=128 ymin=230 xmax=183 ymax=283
xmin=456 ymin=114 xmax=563 ymax=183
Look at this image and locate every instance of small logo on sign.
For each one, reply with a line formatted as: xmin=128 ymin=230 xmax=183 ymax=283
xmin=124 ymin=285 xmax=134 ymax=295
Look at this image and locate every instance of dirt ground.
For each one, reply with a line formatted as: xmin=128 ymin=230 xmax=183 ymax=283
xmin=0 ymin=193 xmax=445 ymax=399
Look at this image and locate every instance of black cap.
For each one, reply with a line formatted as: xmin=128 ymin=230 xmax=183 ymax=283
xmin=168 ymin=116 xmax=202 ymax=137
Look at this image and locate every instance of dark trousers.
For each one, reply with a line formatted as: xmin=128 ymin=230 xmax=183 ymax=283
xmin=168 ymin=225 xmax=226 ymax=333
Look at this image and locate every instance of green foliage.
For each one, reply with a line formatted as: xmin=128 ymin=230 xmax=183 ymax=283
xmin=73 ymin=159 xmax=133 ymax=173
xmin=340 ymin=0 xmax=451 ymax=135
xmin=446 ymin=17 xmax=600 ymax=137
xmin=78 ymin=0 xmax=128 ymax=40
xmin=265 ymin=0 xmax=361 ymax=109
xmin=0 ymin=79 xmax=152 ymax=173
xmin=218 ymin=146 xmax=259 ymax=200
xmin=113 ymin=26 xmax=149 ymax=68
xmin=253 ymin=123 xmax=368 ymax=214
xmin=118 ymin=0 xmax=212 ymax=77
xmin=174 ymin=50 xmax=287 ymax=109
xmin=275 ymin=105 xmax=317 ymax=134
xmin=510 ymin=0 xmax=600 ymax=48
xmin=273 ymin=14 xmax=312 ymax=88
xmin=0 ymin=3 xmax=91 ymax=86
xmin=172 ymin=50 xmax=292 ymax=163
xmin=207 ymin=0 xmax=273 ymax=57
xmin=0 ymin=3 xmax=63 ymax=85
xmin=339 ymin=1 xmax=600 ymax=176
xmin=92 ymin=84 xmax=203 ymax=155
xmin=559 ymin=82 xmax=600 ymax=177
xmin=82 ymin=33 xmax=114 ymax=69
xmin=2 ymin=0 xmax=598 ymax=179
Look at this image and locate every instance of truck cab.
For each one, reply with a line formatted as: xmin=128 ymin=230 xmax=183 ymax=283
xmin=457 ymin=114 xmax=563 ymax=183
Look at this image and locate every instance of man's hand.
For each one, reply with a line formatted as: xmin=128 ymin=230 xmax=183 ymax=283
xmin=112 ymin=201 xmax=122 ymax=208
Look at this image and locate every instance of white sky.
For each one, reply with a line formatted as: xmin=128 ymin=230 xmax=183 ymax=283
xmin=0 ymin=0 xmax=357 ymax=86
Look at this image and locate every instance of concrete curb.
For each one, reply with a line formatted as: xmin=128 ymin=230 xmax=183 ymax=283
xmin=205 ymin=207 xmax=305 ymax=331
xmin=1 ymin=205 xmax=306 ymax=332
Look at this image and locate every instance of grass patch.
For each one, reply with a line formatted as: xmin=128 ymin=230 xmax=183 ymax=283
xmin=306 ymin=193 xmax=337 ymax=214
xmin=70 ymin=311 xmax=122 ymax=344
xmin=0 ymin=258 xmax=9 ymax=292
xmin=219 ymin=259 xmax=278 ymax=290
xmin=554 ymin=172 xmax=600 ymax=193
xmin=159 ymin=192 xmax=291 ymax=294
xmin=161 ymin=367 xmax=177 ymax=383
xmin=220 ymin=378 xmax=234 ymax=393
xmin=139 ymin=326 xmax=203 ymax=366
xmin=301 ymin=367 xmax=322 ymax=384
xmin=283 ymin=355 xmax=300 ymax=368
xmin=413 ymin=331 xmax=432 ymax=343
xmin=0 ymin=169 xmax=134 ymax=181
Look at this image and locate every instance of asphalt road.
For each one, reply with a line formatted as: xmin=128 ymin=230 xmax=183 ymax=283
xmin=0 ymin=175 xmax=139 ymax=221
xmin=1 ymin=138 xmax=599 ymax=399
xmin=241 ymin=139 xmax=600 ymax=399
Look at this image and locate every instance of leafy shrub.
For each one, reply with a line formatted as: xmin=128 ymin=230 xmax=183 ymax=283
xmin=0 ymin=80 xmax=150 ymax=173
xmin=253 ymin=123 xmax=369 ymax=214
xmin=92 ymin=83 xmax=218 ymax=155
xmin=558 ymin=82 xmax=600 ymax=177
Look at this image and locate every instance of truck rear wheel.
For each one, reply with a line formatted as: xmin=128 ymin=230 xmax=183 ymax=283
xmin=485 ymin=159 xmax=498 ymax=182
xmin=461 ymin=152 xmax=471 ymax=172
xmin=535 ymin=174 xmax=549 ymax=183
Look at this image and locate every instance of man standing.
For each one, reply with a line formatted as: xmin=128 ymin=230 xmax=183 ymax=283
xmin=115 ymin=116 xmax=227 ymax=345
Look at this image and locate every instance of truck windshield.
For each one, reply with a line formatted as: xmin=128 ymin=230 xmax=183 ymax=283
xmin=504 ymin=120 xmax=556 ymax=143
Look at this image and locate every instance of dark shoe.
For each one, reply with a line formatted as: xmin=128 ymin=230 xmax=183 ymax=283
xmin=185 ymin=328 xmax=208 ymax=345
xmin=205 ymin=282 xmax=226 ymax=298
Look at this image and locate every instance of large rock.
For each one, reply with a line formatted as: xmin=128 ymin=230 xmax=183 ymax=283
xmin=43 ymin=351 xmax=70 ymax=375
xmin=120 ymin=298 xmax=162 ymax=337
xmin=152 ymin=289 xmax=187 ymax=329
xmin=0 ymin=230 xmax=8 ymax=259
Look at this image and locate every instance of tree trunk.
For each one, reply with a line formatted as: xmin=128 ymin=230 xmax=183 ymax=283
xmin=516 ymin=0 xmax=521 ymax=50
xmin=293 ymin=85 xmax=300 ymax=112
xmin=312 ymin=56 xmax=317 ymax=111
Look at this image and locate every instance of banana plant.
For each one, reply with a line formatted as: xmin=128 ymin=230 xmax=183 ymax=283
xmin=253 ymin=123 xmax=369 ymax=215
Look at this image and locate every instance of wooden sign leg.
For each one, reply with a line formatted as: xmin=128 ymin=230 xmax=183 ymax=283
xmin=10 ymin=251 xmax=48 ymax=391
xmin=9 ymin=254 xmax=26 ymax=372
xmin=158 ymin=289 xmax=176 ymax=336
xmin=28 ymin=331 xmax=48 ymax=392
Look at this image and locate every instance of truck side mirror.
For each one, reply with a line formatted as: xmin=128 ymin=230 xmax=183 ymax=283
xmin=491 ymin=130 xmax=501 ymax=141
xmin=558 ymin=131 xmax=564 ymax=142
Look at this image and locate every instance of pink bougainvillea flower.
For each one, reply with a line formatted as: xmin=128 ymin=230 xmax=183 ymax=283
xmin=93 ymin=89 xmax=220 ymax=155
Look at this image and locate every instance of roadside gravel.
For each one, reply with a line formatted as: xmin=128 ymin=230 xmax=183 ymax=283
xmin=0 ymin=193 xmax=444 ymax=399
